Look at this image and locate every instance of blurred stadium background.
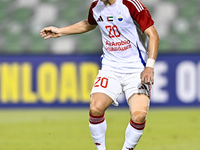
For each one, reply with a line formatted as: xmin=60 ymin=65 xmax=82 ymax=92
xmin=0 ymin=0 xmax=200 ymax=150
xmin=0 ymin=0 xmax=200 ymax=54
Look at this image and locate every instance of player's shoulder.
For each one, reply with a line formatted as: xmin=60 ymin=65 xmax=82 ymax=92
xmin=122 ymin=0 xmax=143 ymax=4
xmin=122 ymin=0 xmax=146 ymax=12
xmin=90 ymin=0 xmax=105 ymax=9
xmin=90 ymin=0 xmax=99 ymax=6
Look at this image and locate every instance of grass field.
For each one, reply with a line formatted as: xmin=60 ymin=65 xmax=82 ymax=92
xmin=0 ymin=108 xmax=199 ymax=150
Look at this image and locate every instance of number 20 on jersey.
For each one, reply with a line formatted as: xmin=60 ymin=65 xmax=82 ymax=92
xmin=105 ymin=25 xmax=121 ymax=38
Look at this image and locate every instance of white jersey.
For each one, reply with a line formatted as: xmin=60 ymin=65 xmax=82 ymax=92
xmin=88 ymin=0 xmax=154 ymax=73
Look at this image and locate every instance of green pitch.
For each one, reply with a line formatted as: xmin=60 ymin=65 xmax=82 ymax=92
xmin=0 ymin=108 xmax=199 ymax=150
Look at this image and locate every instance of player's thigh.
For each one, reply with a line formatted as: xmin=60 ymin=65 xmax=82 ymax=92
xmin=123 ymin=72 xmax=151 ymax=100
xmin=91 ymin=70 xmax=122 ymax=106
xmin=90 ymin=93 xmax=113 ymax=116
xmin=128 ymin=93 xmax=150 ymax=123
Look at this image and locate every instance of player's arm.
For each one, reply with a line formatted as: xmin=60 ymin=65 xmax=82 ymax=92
xmin=40 ymin=19 xmax=97 ymax=39
xmin=141 ymin=25 xmax=160 ymax=85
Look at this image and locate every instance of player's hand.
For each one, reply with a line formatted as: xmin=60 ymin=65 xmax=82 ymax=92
xmin=140 ymin=67 xmax=154 ymax=85
xmin=40 ymin=26 xmax=62 ymax=39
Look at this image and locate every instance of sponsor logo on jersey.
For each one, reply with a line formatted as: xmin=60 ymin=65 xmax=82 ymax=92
xmin=106 ymin=40 xmax=130 ymax=46
xmin=117 ymin=14 xmax=124 ymax=22
xmin=97 ymin=15 xmax=104 ymax=22
xmin=105 ymin=40 xmax=132 ymax=52
xmin=107 ymin=16 xmax=113 ymax=21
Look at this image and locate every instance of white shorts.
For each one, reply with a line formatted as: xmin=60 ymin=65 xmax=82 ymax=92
xmin=90 ymin=70 xmax=151 ymax=106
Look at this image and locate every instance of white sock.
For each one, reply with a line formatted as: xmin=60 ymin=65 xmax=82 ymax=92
xmin=122 ymin=120 xmax=146 ymax=150
xmin=89 ymin=114 xmax=107 ymax=150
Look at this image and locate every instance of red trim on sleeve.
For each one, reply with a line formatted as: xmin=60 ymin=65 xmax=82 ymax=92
xmin=123 ymin=0 xmax=154 ymax=32
xmin=88 ymin=0 xmax=98 ymax=25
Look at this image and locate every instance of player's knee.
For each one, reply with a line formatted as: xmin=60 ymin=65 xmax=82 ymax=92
xmin=89 ymin=103 xmax=104 ymax=116
xmin=131 ymin=111 xmax=147 ymax=123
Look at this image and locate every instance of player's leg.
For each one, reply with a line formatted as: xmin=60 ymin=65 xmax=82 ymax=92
xmin=90 ymin=92 xmax=113 ymax=116
xmin=122 ymin=93 xmax=150 ymax=150
xmin=89 ymin=70 xmax=122 ymax=150
xmin=89 ymin=93 xmax=113 ymax=150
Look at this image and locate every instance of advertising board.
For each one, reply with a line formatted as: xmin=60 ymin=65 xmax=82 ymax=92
xmin=0 ymin=54 xmax=199 ymax=107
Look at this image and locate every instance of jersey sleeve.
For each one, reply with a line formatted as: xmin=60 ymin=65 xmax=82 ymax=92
xmin=87 ymin=1 xmax=98 ymax=25
xmin=123 ymin=0 xmax=154 ymax=32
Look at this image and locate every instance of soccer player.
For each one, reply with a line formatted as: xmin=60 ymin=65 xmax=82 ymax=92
xmin=40 ymin=0 xmax=160 ymax=149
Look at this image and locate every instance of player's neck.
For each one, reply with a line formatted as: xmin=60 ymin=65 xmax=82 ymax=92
xmin=104 ymin=0 xmax=116 ymax=6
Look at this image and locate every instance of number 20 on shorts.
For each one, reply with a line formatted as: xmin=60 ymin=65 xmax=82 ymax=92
xmin=94 ymin=77 xmax=108 ymax=88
